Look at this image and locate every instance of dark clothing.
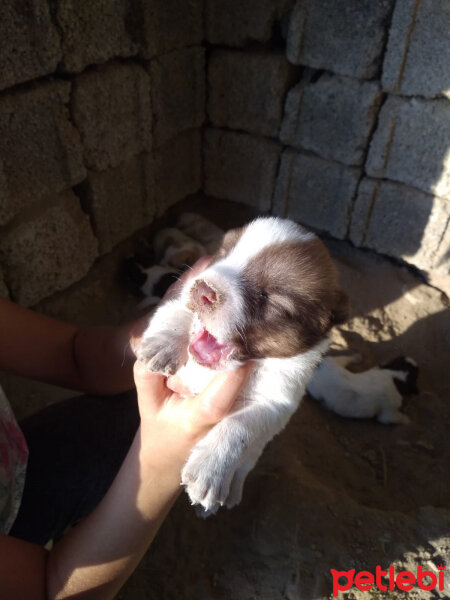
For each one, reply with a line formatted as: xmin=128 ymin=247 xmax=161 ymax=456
xmin=10 ymin=391 xmax=139 ymax=545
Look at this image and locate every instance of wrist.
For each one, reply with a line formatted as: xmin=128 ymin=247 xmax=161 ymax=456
xmin=140 ymin=426 xmax=188 ymax=472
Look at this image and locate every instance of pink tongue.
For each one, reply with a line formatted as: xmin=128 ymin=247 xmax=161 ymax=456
xmin=189 ymin=329 xmax=233 ymax=367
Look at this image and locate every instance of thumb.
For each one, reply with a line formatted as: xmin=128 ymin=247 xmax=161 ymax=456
xmin=133 ymin=361 xmax=168 ymax=409
xmin=196 ymin=362 xmax=254 ymax=426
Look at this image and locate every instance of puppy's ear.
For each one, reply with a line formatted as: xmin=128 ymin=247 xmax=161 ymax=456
xmin=216 ymin=226 xmax=244 ymax=258
xmin=330 ymin=289 xmax=349 ymax=326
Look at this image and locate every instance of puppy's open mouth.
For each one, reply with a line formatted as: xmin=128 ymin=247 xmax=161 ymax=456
xmin=189 ymin=326 xmax=234 ymax=368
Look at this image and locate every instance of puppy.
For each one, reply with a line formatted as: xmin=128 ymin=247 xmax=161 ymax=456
xmin=137 ymin=217 xmax=348 ymax=514
xmin=153 ymin=227 xmax=207 ymax=268
xmin=306 ymin=355 xmax=418 ymax=424
xmin=128 ymin=214 xmax=223 ymax=308
xmin=176 ymin=212 xmax=224 ymax=254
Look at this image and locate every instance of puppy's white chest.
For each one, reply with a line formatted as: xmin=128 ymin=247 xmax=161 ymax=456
xmin=176 ymin=358 xmax=218 ymax=394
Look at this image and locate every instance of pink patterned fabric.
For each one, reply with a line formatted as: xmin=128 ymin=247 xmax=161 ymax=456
xmin=0 ymin=386 xmax=28 ymax=534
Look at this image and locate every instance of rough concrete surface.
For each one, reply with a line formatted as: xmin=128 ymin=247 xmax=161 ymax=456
xmin=204 ymin=129 xmax=281 ymax=211
xmin=280 ymin=74 xmax=381 ymax=166
xmin=350 ymin=178 xmax=450 ymax=273
xmin=273 ymin=149 xmax=360 ymax=239
xmin=0 ymin=191 xmax=98 ymax=307
xmin=150 ymin=47 xmax=205 ymax=148
xmin=55 ymin=0 xmax=139 ymax=73
xmin=0 ymin=268 xmax=9 ymax=299
xmin=208 ymin=50 xmax=295 ymax=138
xmin=3 ymin=199 xmax=448 ymax=600
xmin=80 ymin=153 xmax=156 ymax=255
xmin=0 ymin=81 xmax=85 ymax=225
xmin=382 ymin=0 xmax=450 ymax=98
xmin=154 ymin=129 xmax=202 ymax=215
xmin=205 ymin=0 xmax=294 ymax=47
xmin=366 ymin=96 xmax=450 ymax=199
xmin=139 ymin=0 xmax=204 ymax=58
xmin=286 ymin=0 xmax=394 ymax=79
xmin=433 ymin=223 xmax=450 ymax=277
xmin=0 ymin=0 xmax=61 ymax=91
xmin=72 ymin=61 xmax=152 ymax=171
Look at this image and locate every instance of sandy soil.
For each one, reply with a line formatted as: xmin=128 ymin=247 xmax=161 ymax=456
xmin=2 ymin=198 xmax=449 ymax=600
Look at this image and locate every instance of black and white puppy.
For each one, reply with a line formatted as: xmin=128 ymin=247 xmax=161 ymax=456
xmin=137 ymin=216 xmax=348 ymax=514
xmin=129 ymin=213 xmax=223 ymax=308
xmin=307 ymin=355 xmax=418 ymax=424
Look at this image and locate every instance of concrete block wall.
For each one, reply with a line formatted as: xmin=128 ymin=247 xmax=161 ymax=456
xmin=1 ymin=0 xmax=449 ymax=306
xmin=203 ymin=0 xmax=450 ymax=292
xmin=0 ymin=0 xmax=204 ymax=307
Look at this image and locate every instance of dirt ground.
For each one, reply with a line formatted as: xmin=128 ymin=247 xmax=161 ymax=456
xmin=2 ymin=198 xmax=449 ymax=600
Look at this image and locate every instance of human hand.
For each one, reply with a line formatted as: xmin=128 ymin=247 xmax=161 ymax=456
xmin=133 ymin=360 xmax=254 ymax=474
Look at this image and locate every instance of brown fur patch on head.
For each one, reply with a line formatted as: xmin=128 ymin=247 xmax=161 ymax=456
xmin=231 ymin=239 xmax=349 ymax=360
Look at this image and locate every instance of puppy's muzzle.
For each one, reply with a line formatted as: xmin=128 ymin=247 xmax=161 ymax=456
xmin=190 ymin=279 xmax=220 ymax=310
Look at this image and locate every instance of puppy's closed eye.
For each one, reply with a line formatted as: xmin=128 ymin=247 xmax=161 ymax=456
xmin=268 ymin=291 xmax=296 ymax=315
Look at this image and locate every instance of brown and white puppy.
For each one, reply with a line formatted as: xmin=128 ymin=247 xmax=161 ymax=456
xmin=137 ymin=217 xmax=348 ymax=514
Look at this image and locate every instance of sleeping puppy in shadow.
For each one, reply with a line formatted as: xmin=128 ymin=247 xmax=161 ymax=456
xmin=137 ymin=216 xmax=348 ymax=515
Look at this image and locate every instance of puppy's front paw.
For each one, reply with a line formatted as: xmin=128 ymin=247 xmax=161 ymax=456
xmin=377 ymin=410 xmax=410 ymax=425
xmin=195 ymin=503 xmax=220 ymax=519
xmin=181 ymin=445 xmax=234 ymax=512
xmin=136 ymin=334 xmax=183 ymax=376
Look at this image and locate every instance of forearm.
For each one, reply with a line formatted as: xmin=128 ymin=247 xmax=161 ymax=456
xmin=71 ymin=314 xmax=150 ymax=395
xmin=46 ymin=426 xmax=184 ymax=600
xmin=0 ymin=297 xmax=152 ymax=395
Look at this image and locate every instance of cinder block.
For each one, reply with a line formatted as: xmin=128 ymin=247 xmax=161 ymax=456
xmin=204 ymin=129 xmax=281 ymax=211
xmin=286 ymin=0 xmax=394 ymax=79
xmin=72 ymin=62 xmax=152 ymax=171
xmin=382 ymin=0 xmax=450 ymax=98
xmin=55 ymin=0 xmax=139 ymax=73
xmin=280 ymin=74 xmax=381 ymax=166
xmin=0 ymin=0 xmax=61 ymax=91
xmin=366 ymin=97 xmax=450 ymax=199
xmin=433 ymin=222 xmax=450 ymax=274
xmin=206 ymin=0 xmax=293 ymax=46
xmin=0 ymin=81 xmax=85 ymax=226
xmin=80 ymin=154 xmax=155 ymax=254
xmin=155 ymin=129 xmax=202 ymax=215
xmin=0 ymin=191 xmax=98 ymax=306
xmin=0 ymin=268 xmax=9 ymax=299
xmin=209 ymin=50 xmax=295 ymax=138
xmin=273 ymin=149 xmax=360 ymax=238
xmin=140 ymin=0 xmax=203 ymax=58
xmin=430 ymin=221 xmax=450 ymax=295
xmin=150 ymin=47 xmax=205 ymax=148
xmin=349 ymin=178 xmax=449 ymax=272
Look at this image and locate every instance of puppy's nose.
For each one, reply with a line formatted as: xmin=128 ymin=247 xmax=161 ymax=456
xmin=191 ymin=280 xmax=217 ymax=308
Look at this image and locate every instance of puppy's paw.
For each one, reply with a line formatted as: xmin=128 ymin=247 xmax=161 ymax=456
xmin=136 ymin=334 xmax=183 ymax=376
xmin=377 ymin=410 xmax=410 ymax=425
xmin=195 ymin=503 xmax=220 ymax=519
xmin=181 ymin=445 xmax=233 ymax=512
xmin=224 ymin=470 xmax=246 ymax=509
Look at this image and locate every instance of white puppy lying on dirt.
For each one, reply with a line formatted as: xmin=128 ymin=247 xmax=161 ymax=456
xmin=306 ymin=354 xmax=417 ymax=424
xmin=137 ymin=216 xmax=348 ymax=514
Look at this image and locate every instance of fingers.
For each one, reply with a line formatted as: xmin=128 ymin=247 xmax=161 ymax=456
xmin=166 ymin=373 xmax=191 ymax=395
xmin=197 ymin=362 xmax=255 ymax=425
xmin=133 ymin=361 xmax=169 ymax=409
